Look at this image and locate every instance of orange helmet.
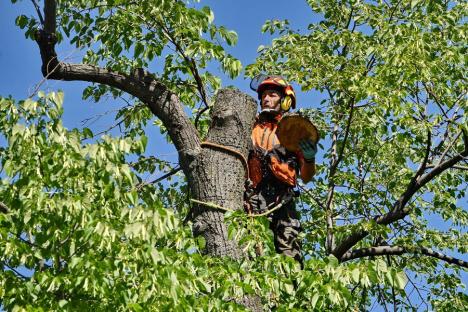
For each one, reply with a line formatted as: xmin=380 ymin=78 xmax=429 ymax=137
xmin=251 ymin=74 xmax=296 ymax=111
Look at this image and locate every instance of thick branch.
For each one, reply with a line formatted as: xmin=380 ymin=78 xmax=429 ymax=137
xmin=36 ymin=1 xmax=200 ymax=175
xmin=340 ymin=245 xmax=468 ymax=269
xmin=333 ymin=130 xmax=468 ymax=259
xmin=43 ymin=0 xmax=56 ymax=33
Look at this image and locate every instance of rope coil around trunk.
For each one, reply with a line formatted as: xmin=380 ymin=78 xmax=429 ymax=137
xmin=200 ymin=141 xmax=249 ymax=179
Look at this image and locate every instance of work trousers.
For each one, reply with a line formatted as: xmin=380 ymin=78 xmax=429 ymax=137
xmin=250 ymin=185 xmax=302 ymax=263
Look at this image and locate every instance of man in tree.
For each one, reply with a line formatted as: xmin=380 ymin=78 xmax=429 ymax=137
xmin=246 ymin=75 xmax=318 ymax=264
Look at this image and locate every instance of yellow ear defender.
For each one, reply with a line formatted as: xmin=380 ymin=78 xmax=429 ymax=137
xmin=280 ymin=95 xmax=292 ymax=112
xmin=254 ymin=75 xmax=296 ymax=111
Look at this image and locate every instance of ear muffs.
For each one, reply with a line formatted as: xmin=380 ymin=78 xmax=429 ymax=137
xmin=280 ymin=95 xmax=292 ymax=112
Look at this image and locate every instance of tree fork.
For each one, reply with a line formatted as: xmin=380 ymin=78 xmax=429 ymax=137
xmin=34 ymin=2 xmax=262 ymax=309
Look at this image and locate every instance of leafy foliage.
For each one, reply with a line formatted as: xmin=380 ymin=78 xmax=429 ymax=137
xmin=247 ymin=0 xmax=467 ymax=309
xmin=0 ymin=94 xmax=408 ymax=311
xmin=4 ymin=0 xmax=467 ymax=310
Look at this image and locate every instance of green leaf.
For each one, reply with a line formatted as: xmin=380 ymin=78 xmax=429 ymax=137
xmin=394 ymin=270 xmax=407 ymax=289
xmin=134 ymin=42 xmax=144 ymax=58
xmin=15 ymin=15 xmax=28 ymax=29
xmin=311 ymin=293 xmax=320 ymax=308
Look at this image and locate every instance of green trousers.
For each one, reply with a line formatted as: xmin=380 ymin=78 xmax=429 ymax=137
xmin=250 ymin=185 xmax=302 ymax=263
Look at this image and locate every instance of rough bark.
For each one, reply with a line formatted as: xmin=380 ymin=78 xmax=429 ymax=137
xmin=188 ymin=90 xmax=261 ymax=310
xmin=191 ymin=89 xmax=257 ymax=258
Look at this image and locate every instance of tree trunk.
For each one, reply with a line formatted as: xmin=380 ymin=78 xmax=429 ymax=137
xmin=189 ymin=89 xmax=262 ymax=310
xmin=191 ymin=89 xmax=257 ymax=258
xmin=34 ymin=5 xmax=262 ymax=306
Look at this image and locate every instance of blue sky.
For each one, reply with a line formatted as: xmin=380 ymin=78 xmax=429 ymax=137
xmin=0 ymin=0 xmax=324 ymax=161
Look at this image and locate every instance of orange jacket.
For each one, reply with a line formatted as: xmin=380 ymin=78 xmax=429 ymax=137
xmin=248 ymin=114 xmax=315 ymax=189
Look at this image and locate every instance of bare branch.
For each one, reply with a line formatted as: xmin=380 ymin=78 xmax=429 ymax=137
xmin=406 ymin=275 xmax=429 ymax=310
xmin=325 ymin=121 xmax=339 ymax=253
xmin=154 ymin=18 xmax=209 ymax=110
xmin=437 ymin=130 xmax=462 ymax=166
xmin=336 ymin=98 xmax=355 ymax=167
xmin=426 ymin=164 xmax=468 ymax=171
xmin=297 ymin=183 xmax=326 ymax=210
xmin=340 ymin=245 xmax=468 ymax=268
xmin=1 ymin=262 xmax=30 ymax=280
xmin=414 ymin=130 xmax=467 ymax=197
xmin=422 ymin=82 xmax=449 ymax=119
xmin=325 ymin=98 xmax=355 ymax=253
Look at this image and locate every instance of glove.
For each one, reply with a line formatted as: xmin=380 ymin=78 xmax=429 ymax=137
xmin=299 ymin=139 xmax=317 ymax=162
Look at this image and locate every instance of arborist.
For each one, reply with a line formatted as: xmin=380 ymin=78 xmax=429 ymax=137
xmin=245 ymin=75 xmax=318 ymax=264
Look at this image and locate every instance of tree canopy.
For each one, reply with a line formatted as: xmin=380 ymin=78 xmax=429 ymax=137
xmin=1 ymin=0 xmax=467 ymax=311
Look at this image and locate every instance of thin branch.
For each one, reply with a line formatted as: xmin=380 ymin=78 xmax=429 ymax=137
xmin=407 ymin=129 xmax=432 ymax=190
xmin=422 ymin=82 xmax=449 ymax=119
xmin=30 ymin=0 xmax=45 ymax=25
xmin=332 ymin=130 xmax=468 ymax=259
xmin=154 ymin=18 xmax=209 ymax=110
xmin=1 ymin=262 xmax=30 ymax=280
xmin=297 ymin=183 xmax=326 ymax=210
xmin=325 ymin=183 xmax=336 ymax=253
xmin=136 ymin=166 xmax=182 ymax=190
xmin=436 ymin=130 xmax=462 ymax=166
xmin=340 ymin=245 xmax=468 ymax=268
xmin=438 ymin=164 xmax=467 ymax=170
xmin=376 ymin=284 xmax=390 ymax=312
xmin=335 ymin=98 xmax=355 ymax=167
xmin=0 ymin=201 xmax=9 ymax=213
xmin=406 ymin=274 xmax=428 ymax=310
xmin=325 ymin=98 xmax=355 ymax=253
xmin=194 ymin=105 xmax=210 ymax=130
xmin=414 ymin=130 xmax=467 ymax=196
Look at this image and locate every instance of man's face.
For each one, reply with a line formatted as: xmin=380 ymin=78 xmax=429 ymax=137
xmin=261 ymin=89 xmax=282 ymax=112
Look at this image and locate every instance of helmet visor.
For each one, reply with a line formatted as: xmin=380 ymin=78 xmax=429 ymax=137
xmin=250 ymin=74 xmax=288 ymax=92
